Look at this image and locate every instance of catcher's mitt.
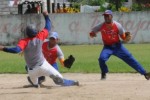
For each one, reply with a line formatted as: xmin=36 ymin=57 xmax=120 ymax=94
xmin=124 ymin=32 xmax=131 ymax=42
xmin=64 ymin=55 xmax=75 ymax=69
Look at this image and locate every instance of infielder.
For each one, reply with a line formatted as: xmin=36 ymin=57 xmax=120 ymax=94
xmin=89 ymin=10 xmax=150 ymax=80
xmin=0 ymin=11 xmax=79 ymax=87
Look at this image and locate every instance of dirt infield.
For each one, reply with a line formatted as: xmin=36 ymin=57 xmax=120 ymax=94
xmin=0 ymin=73 xmax=150 ymax=100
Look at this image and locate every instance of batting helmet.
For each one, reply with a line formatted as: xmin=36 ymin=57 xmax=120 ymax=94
xmin=25 ymin=24 xmax=38 ymax=38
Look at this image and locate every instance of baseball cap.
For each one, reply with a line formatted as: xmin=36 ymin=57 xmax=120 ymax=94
xmin=49 ymin=32 xmax=58 ymax=39
xmin=103 ymin=10 xmax=113 ymax=15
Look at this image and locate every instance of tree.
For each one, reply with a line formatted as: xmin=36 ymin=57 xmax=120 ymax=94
xmin=108 ymin=0 xmax=125 ymax=11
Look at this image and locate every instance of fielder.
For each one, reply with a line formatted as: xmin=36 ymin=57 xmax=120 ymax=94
xmin=89 ymin=10 xmax=150 ymax=80
xmin=0 ymin=11 xmax=79 ymax=88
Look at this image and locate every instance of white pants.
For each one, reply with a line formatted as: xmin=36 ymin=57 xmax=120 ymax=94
xmin=28 ymin=60 xmax=63 ymax=85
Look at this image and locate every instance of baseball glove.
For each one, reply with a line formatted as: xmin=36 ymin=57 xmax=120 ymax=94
xmin=64 ymin=55 xmax=75 ymax=69
xmin=124 ymin=32 xmax=131 ymax=42
xmin=89 ymin=31 xmax=96 ymax=38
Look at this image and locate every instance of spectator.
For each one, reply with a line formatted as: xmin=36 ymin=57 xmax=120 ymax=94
xmin=31 ymin=3 xmax=37 ymax=13
xmin=24 ymin=4 xmax=31 ymax=14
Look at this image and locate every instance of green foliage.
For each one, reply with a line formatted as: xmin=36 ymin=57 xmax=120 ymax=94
xmin=72 ymin=2 xmax=80 ymax=9
xmin=88 ymin=0 xmax=102 ymax=6
xmin=98 ymin=6 xmax=106 ymax=12
xmin=77 ymin=0 xmax=106 ymax=6
xmin=107 ymin=3 xmax=117 ymax=11
xmin=70 ymin=0 xmax=150 ymax=12
xmin=132 ymin=3 xmax=143 ymax=11
xmin=68 ymin=0 xmax=78 ymax=2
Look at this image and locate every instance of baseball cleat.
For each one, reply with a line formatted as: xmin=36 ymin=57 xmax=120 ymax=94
xmin=144 ymin=72 xmax=150 ymax=80
xmin=73 ymin=81 xmax=79 ymax=86
xmin=101 ymin=73 xmax=106 ymax=80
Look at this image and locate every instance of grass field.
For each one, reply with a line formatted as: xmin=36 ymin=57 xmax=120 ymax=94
xmin=0 ymin=44 xmax=150 ymax=74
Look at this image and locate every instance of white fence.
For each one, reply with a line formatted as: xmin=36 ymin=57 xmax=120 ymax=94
xmin=0 ymin=11 xmax=150 ymax=45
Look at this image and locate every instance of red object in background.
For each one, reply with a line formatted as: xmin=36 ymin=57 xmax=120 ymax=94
xmin=37 ymin=4 xmax=41 ymax=13
xmin=13 ymin=0 xmax=18 ymax=5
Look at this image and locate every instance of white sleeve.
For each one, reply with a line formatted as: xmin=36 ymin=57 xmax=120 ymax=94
xmin=56 ymin=45 xmax=64 ymax=60
xmin=92 ymin=23 xmax=103 ymax=33
xmin=114 ymin=21 xmax=125 ymax=35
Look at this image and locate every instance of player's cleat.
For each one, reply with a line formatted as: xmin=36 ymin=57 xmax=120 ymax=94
xmin=27 ymin=76 xmax=40 ymax=88
xmin=73 ymin=81 xmax=79 ymax=86
xmin=38 ymin=76 xmax=46 ymax=85
xmin=144 ymin=73 xmax=150 ymax=80
xmin=101 ymin=73 xmax=106 ymax=80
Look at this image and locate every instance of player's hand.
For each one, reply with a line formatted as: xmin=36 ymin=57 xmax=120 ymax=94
xmin=43 ymin=11 xmax=48 ymax=16
xmin=19 ymin=51 xmax=24 ymax=56
xmin=89 ymin=31 xmax=96 ymax=38
xmin=123 ymin=32 xmax=132 ymax=43
xmin=0 ymin=45 xmax=4 ymax=51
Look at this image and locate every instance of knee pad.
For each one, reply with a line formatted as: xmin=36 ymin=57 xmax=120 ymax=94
xmin=50 ymin=75 xmax=64 ymax=85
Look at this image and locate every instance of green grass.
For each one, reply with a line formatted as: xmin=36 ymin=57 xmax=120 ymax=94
xmin=0 ymin=52 xmax=25 ymax=73
xmin=0 ymin=44 xmax=150 ymax=73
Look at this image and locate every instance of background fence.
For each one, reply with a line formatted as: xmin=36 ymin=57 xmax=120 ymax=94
xmin=0 ymin=11 xmax=150 ymax=45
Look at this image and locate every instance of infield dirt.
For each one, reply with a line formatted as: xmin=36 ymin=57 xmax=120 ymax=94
xmin=0 ymin=73 xmax=150 ymax=100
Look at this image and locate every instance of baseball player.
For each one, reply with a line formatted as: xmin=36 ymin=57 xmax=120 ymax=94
xmin=0 ymin=11 xmax=79 ymax=88
xmin=35 ymin=31 xmax=78 ymax=86
xmin=89 ymin=10 xmax=150 ymax=80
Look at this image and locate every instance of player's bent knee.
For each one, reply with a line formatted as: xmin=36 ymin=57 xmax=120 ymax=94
xmin=50 ymin=75 xmax=64 ymax=85
xmin=98 ymin=57 xmax=106 ymax=63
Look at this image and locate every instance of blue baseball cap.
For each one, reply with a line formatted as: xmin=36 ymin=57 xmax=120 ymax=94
xmin=49 ymin=32 xmax=58 ymax=39
xmin=103 ymin=10 xmax=113 ymax=15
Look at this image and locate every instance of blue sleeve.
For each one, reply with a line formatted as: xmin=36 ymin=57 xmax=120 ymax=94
xmin=44 ymin=15 xmax=51 ymax=32
xmin=3 ymin=46 xmax=22 ymax=53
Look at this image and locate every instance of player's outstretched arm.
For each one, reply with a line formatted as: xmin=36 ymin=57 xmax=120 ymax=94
xmin=0 ymin=45 xmax=22 ymax=53
xmin=37 ymin=11 xmax=52 ymax=41
xmin=89 ymin=23 xmax=102 ymax=38
xmin=43 ymin=11 xmax=51 ymax=32
xmin=59 ymin=58 xmax=65 ymax=67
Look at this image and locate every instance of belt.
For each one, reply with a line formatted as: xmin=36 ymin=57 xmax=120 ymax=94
xmin=28 ymin=63 xmax=43 ymax=70
xmin=104 ymin=42 xmax=121 ymax=48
